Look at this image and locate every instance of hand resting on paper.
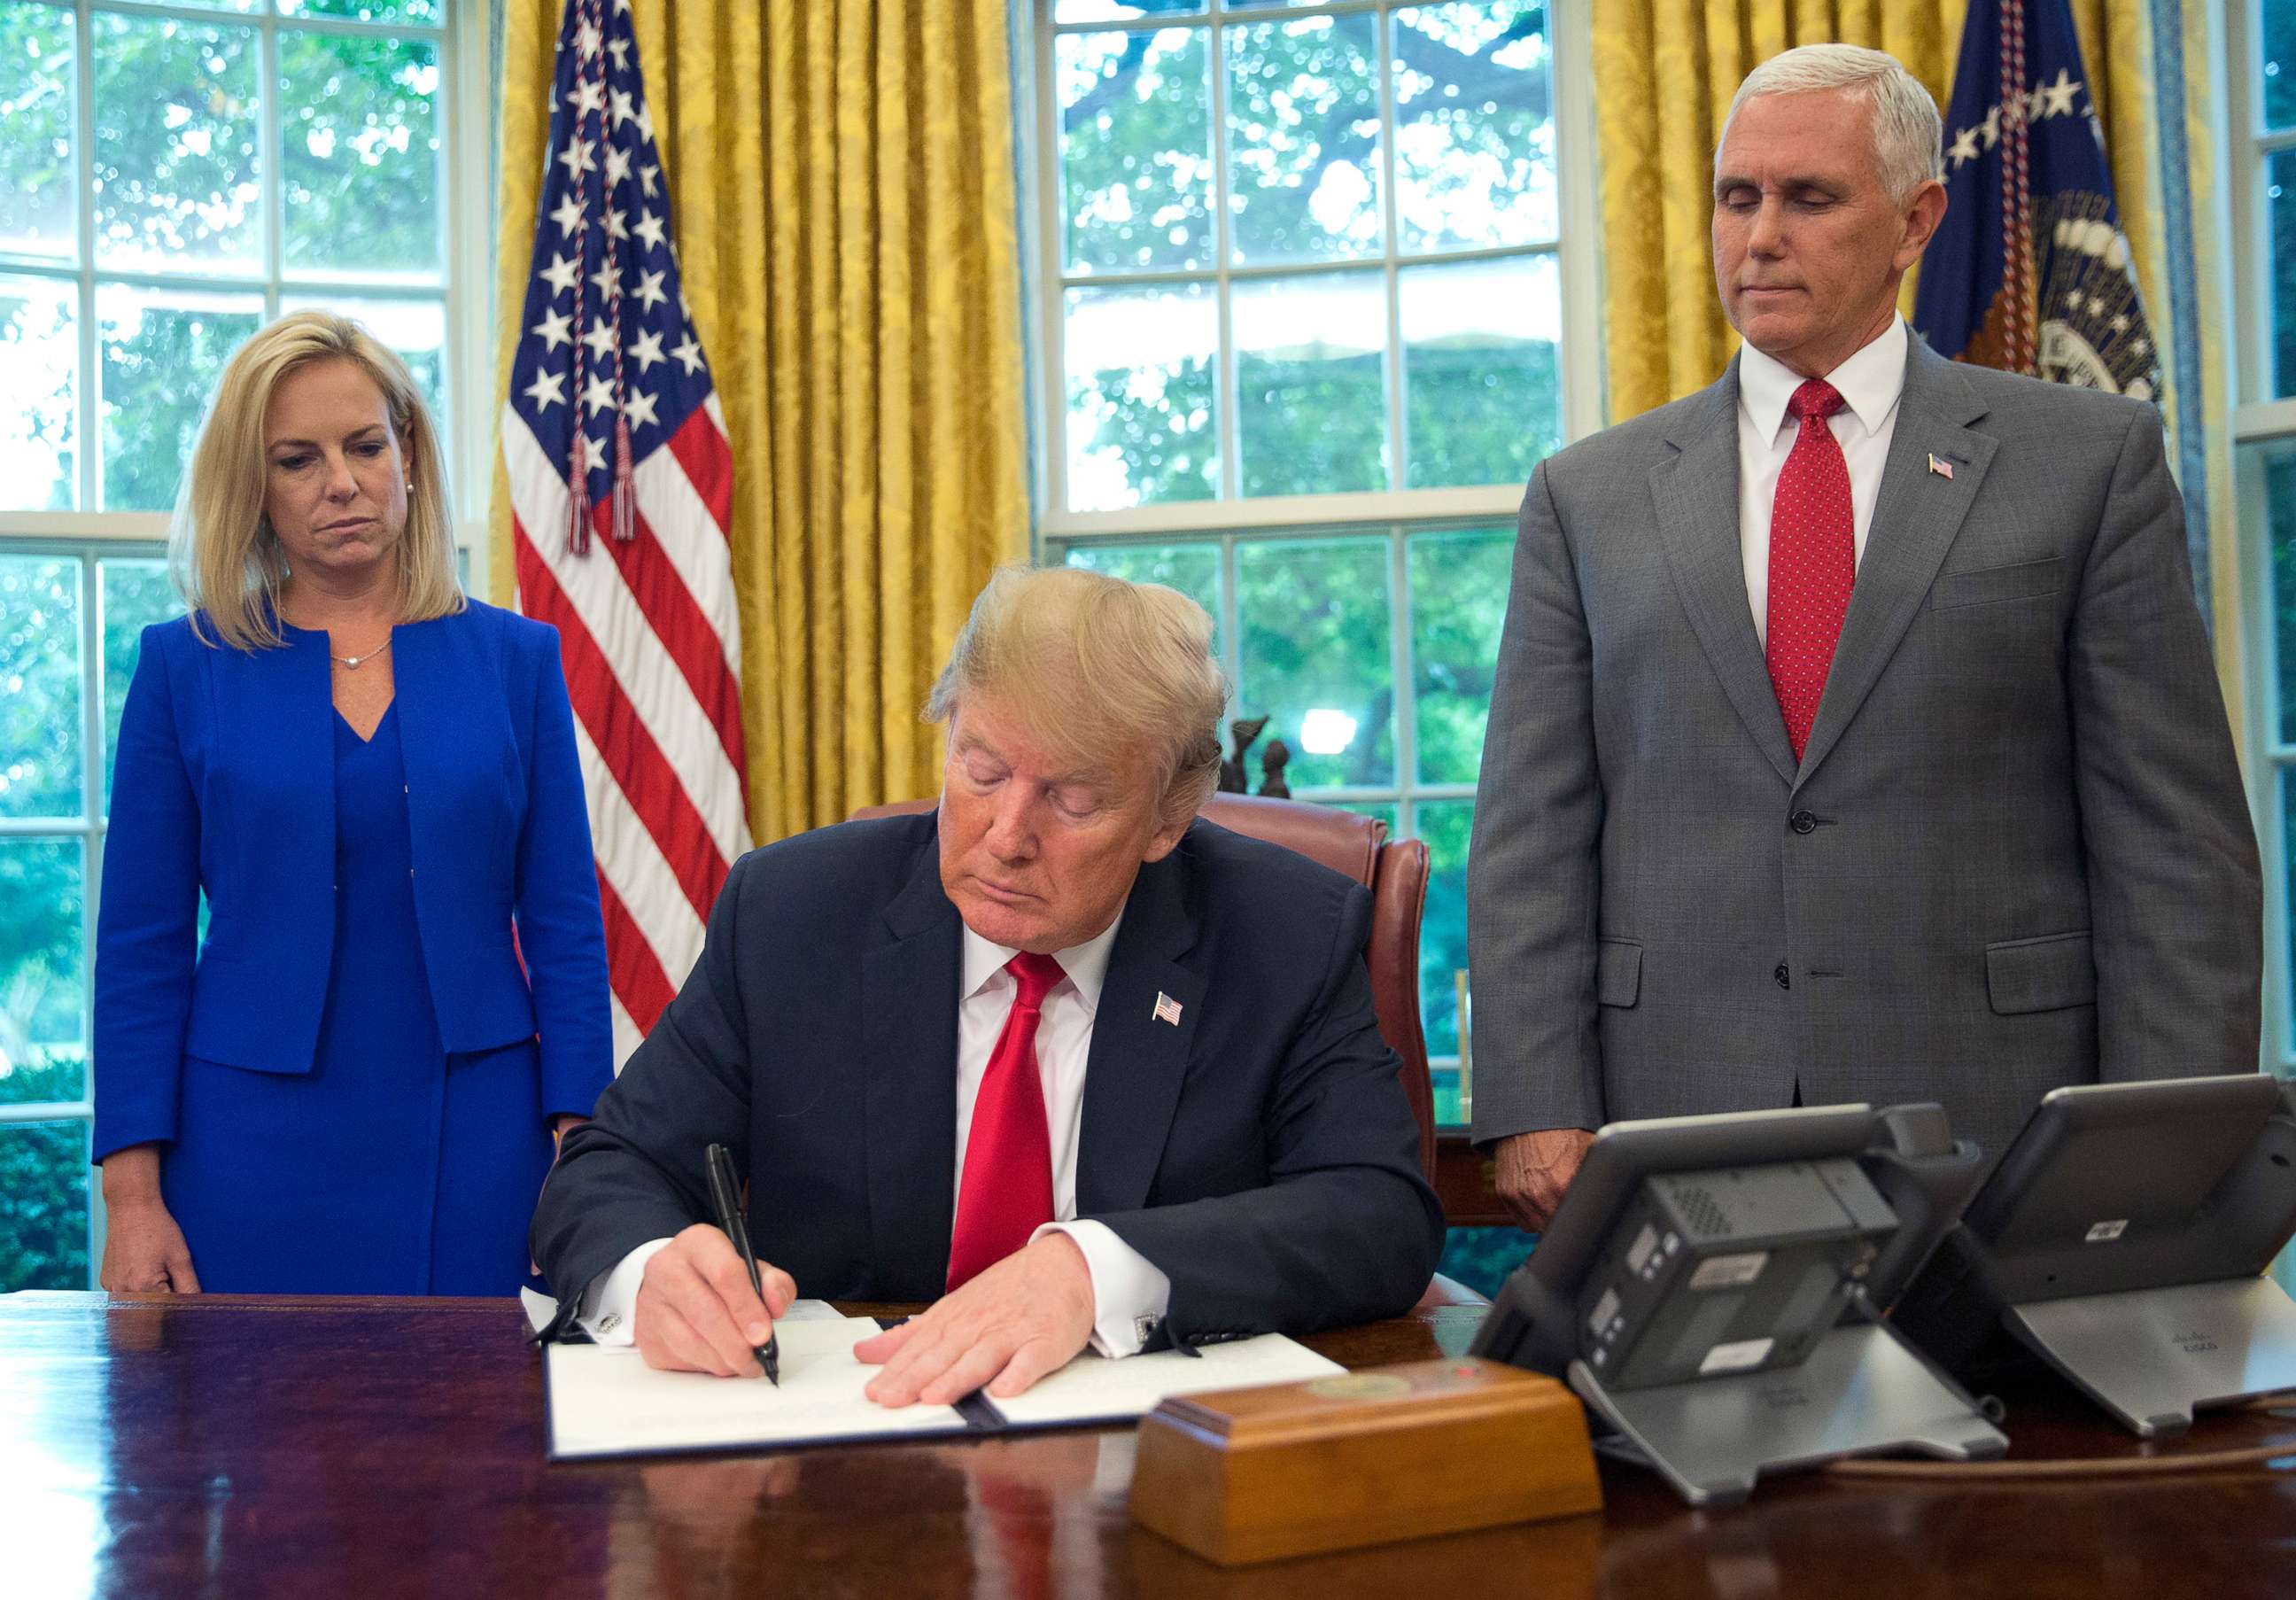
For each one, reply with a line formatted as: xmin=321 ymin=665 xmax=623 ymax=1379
xmin=852 ymin=1231 xmax=1096 ymax=1408
xmin=634 ymin=1222 xmax=797 ymax=1379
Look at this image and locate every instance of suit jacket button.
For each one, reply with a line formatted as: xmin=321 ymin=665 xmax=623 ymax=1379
xmin=1773 ymin=963 xmax=1791 ymax=990
xmin=1790 ymin=810 xmax=1818 ymax=835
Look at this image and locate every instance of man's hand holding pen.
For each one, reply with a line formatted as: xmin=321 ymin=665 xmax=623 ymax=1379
xmin=633 ymin=1223 xmax=795 ymax=1380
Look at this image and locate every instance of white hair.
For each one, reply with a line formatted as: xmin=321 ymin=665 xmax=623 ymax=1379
xmin=1718 ymin=43 xmax=1944 ymax=202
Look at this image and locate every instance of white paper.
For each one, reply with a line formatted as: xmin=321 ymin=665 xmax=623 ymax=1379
xmin=983 ymin=1333 xmax=1345 ymax=1429
xmin=544 ymin=1316 xmax=970 ymax=1459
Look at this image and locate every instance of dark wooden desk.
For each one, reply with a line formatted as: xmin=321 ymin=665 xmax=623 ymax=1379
xmin=6 ymin=1291 xmax=2294 ymax=1600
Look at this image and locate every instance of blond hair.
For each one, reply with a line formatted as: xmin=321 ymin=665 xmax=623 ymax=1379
xmin=1719 ymin=43 xmax=1944 ymax=202
xmin=171 ymin=311 xmax=462 ymax=650
xmin=926 ymin=565 xmax=1228 ymax=831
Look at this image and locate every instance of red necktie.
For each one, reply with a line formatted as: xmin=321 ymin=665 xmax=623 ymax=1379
xmin=1765 ymin=378 xmax=1854 ymax=763
xmin=947 ymin=951 xmax=1064 ymax=1291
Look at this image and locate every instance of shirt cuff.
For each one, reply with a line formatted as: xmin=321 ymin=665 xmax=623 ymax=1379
xmin=578 ymin=1237 xmax=673 ymax=1345
xmin=1036 ymin=1220 xmax=1171 ymax=1357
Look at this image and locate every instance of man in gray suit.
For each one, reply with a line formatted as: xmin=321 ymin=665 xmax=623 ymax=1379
xmin=1467 ymin=43 xmax=2261 ymax=1230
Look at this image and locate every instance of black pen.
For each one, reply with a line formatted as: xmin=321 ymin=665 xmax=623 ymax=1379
xmin=703 ymin=1142 xmax=780 ymax=1385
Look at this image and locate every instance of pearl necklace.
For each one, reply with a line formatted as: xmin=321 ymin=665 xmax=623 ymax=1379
xmin=330 ymin=635 xmax=393 ymax=671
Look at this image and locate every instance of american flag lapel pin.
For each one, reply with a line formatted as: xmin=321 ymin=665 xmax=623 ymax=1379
xmin=1152 ymin=991 xmax=1183 ymax=1026
xmin=1928 ymin=451 xmax=1954 ymax=479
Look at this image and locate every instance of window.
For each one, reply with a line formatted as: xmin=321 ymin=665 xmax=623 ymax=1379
xmin=0 ymin=0 xmax=489 ymax=1289
xmin=1033 ymin=0 xmax=1600 ymax=1127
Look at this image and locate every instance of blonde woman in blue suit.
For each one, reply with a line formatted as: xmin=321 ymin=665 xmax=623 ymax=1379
xmin=93 ymin=311 xmax=613 ymax=1294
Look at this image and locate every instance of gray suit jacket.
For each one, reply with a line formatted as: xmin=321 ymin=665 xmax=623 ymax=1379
xmin=1467 ymin=336 xmax=2261 ymax=1167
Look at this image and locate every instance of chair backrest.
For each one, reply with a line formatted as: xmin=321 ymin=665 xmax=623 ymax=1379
xmin=847 ymin=793 xmax=1437 ymax=1181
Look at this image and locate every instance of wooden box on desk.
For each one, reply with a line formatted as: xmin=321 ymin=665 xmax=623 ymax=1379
xmin=1128 ymin=1355 xmax=1602 ymax=1565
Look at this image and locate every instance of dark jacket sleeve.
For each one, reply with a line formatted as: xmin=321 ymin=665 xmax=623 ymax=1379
xmin=1087 ymin=885 xmax=1446 ymax=1344
xmin=530 ymin=848 xmax=759 ymax=1304
xmin=91 ymin=625 xmax=202 ymax=1160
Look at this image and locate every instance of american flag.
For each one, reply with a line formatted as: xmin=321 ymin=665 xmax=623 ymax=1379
xmin=502 ymin=0 xmax=749 ymax=1068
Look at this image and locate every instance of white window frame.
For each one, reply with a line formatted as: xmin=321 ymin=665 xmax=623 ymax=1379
xmin=1029 ymin=0 xmax=1604 ymax=1113
xmin=2225 ymin=0 xmax=2296 ymax=1071
xmin=0 ymin=0 xmax=495 ymax=1287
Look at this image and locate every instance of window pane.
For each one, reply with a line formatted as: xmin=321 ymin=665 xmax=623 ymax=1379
xmin=2274 ymin=150 xmax=2296 ymax=400
xmin=1060 ymin=540 xmax=1222 ymax=648
xmin=2284 ymin=771 xmax=2296 ymax=1049
xmin=1226 ymin=13 xmax=1382 ymax=264
xmin=1330 ymin=800 xmax=1396 ymax=830
xmin=1064 ymin=282 xmax=1219 ymax=509
xmin=1054 ymin=1 xmax=1204 ymax=20
xmin=1235 ymin=269 xmax=1387 ymax=496
xmin=97 ymin=284 xmax=264 ymax=513
xmin=0 ymin=2 xmax=76 ymax=260
xmin=0 ymin=1121 xmax=90 ymax=1291
xmin=280 ymin=0 xmax=442 ymax=22
xmin=1402 ymin=252 xmax=1561 ymax=487
xmin=1410 ymin=526 xmax=1511 ymax=784
xmin=280 ymin=294 xmax=448 ymax=434
xmin=1235 ymin=535 xmax=1393 ymax=788
xmin=92 ymin=12 xmax=263 ymax=275
xmin=2266 ymin=0 xmax=2296 ymax=132
xmin=101 ymin=558 xmax=182 ymax=799
xmin=0 ymin=273 xmax=78 ymax=511
xmin=1059 ymin=28 xmax=1213 ymax=275
xmin=1392 ymin=2 xmax=1553 ymax=253
xmin=0 ymin=839 xmax=84 ymax=1105
xmin=0 ymin=555 xmax=82 ymax=819
xmin=280 ymin=29 xmax=443 ymax=281
xmin=1409 ymin=796 xmax=1471 ymax=1061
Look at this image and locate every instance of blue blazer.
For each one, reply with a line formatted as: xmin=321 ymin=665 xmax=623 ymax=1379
xmin=532 ymin=812 xmax=1444 ymax=1348
xmin=92 ymin=601 xmax=612 ymax=1159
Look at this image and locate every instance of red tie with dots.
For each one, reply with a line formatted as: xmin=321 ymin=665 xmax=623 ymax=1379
xmin=947 ymin=951 xmax=1065 ymax=1292
xmin=1766 ymin=379 xmax=1854 ymax=763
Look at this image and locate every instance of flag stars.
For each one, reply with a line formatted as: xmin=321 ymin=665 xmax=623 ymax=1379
xmin=523 ymin=367 xmax=567 ymax=413
xmin=583 ymin=373 xmax=617 ymax=416
xmin=632 ymin=210 xmax=666 ymax=252
xmin=575 ymin=19 xmax=602 ymax=57
xmin=671 ymin=333 xmax=705 ymax=376
xmin=539 ymin=251 xmax=581 ymax=296
xmin=639 ymin=163 xmax=660 ymax=198
xmin=629 ymin=328 xmax=666 ymax=373
xmin=635 ymin=103 xmax=655 ymax=144
xmin=610 ymin=88 xmax=636 ymax=127
xmin=607 ymin=37 xmax=631 ymax=74
xmin=2111 ymin=314 xmax=2131 ymax=334
xmin=605 ymin=206 xmax=629 ymax=242
xmin=624 ymin=389 xmax=660 ymax=431
xmin=531 ymin=307 xmax=573 ymax=350
xmin=633 ymin=268 xmax=669 ymax=312
xmin=2042 ymin=69 xmax=2082 ymax=119
xmin=583 ymin=322 xmax=618 ymax=361
xmin=549 ymin=193 xmax=585 ymax=237
xmin=556 ymin=136 xmax=596 ymax=180
xmin=569 ymin=77 xmax=605 ymax=117
xmin=1948 ymin=126 xmax=1981 ymax=168
xmin=589 ymin=261 xmax=621 ymax=299
xmin=604 ymin=144 xmax=632 ymax=190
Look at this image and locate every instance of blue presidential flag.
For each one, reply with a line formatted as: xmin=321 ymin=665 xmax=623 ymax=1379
xmin=1912 ymin=0 xmax=2160 ymax=400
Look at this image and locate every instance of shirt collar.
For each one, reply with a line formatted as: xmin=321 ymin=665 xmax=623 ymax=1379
xmin=959 ymin=913 xmax=1123 ymax=1015
xmin=1738 ymin=315 xmax=1908 ymax=445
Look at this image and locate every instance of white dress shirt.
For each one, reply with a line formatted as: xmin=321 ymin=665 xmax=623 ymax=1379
xmin=1736 ymin=316 xmax=1909 ymax=646
xmin=578 ymin=913 xmax=1174 ymax=1359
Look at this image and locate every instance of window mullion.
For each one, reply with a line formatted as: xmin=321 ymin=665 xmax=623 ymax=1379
xmin=74 ymin=2 xmax=98 ymax=514
xmin=1208 ymin=11 xmax=1237 ymax=501
xmin=78 ymin=548 xmax=105 ymax=1287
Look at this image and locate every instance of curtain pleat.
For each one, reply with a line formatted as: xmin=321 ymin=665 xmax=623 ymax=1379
xmin=491 ymin=0 xmax=1029 ymax=846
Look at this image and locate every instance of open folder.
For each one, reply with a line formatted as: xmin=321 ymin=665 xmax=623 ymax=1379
xmin=541 ymin=1311 xmax=1345 ymax=1461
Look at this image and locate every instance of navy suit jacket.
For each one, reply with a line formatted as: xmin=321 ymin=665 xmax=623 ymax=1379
xmin=93 ymin=601 xmax=612 ymax=1159
xmin=532 ymin=811 xmax=1444 ymax=1346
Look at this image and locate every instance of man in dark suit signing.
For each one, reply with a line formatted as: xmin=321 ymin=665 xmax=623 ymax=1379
xmin=534 ymin=565 xmax=1442 ymax=1404
xmin=1468 ymin=43 xmax=2261 ymax=1229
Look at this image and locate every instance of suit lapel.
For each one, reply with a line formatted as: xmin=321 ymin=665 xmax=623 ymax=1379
xmin=1075 ymin=849 xmax=1204 ymax=1217
xmin=1651 ymin=365 xmax=1800 ymax=785
xmin=860 ymin=831 xmax=963 ymax=1289
xmin=1793 ymin=339 xmax=1997 ymax=786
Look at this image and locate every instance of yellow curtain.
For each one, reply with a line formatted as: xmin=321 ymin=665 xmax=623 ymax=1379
xmin=490 ymin=0 xmax=1030 ymax=845
xmin=1593 ymin=0 xmax=2161 ymax=419
xmin=1588 ymin=0 xmax=2245 ymax=732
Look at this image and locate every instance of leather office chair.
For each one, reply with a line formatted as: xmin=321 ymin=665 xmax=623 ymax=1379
xmin=848 ymin=792 xmax=1437 ymax=1182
